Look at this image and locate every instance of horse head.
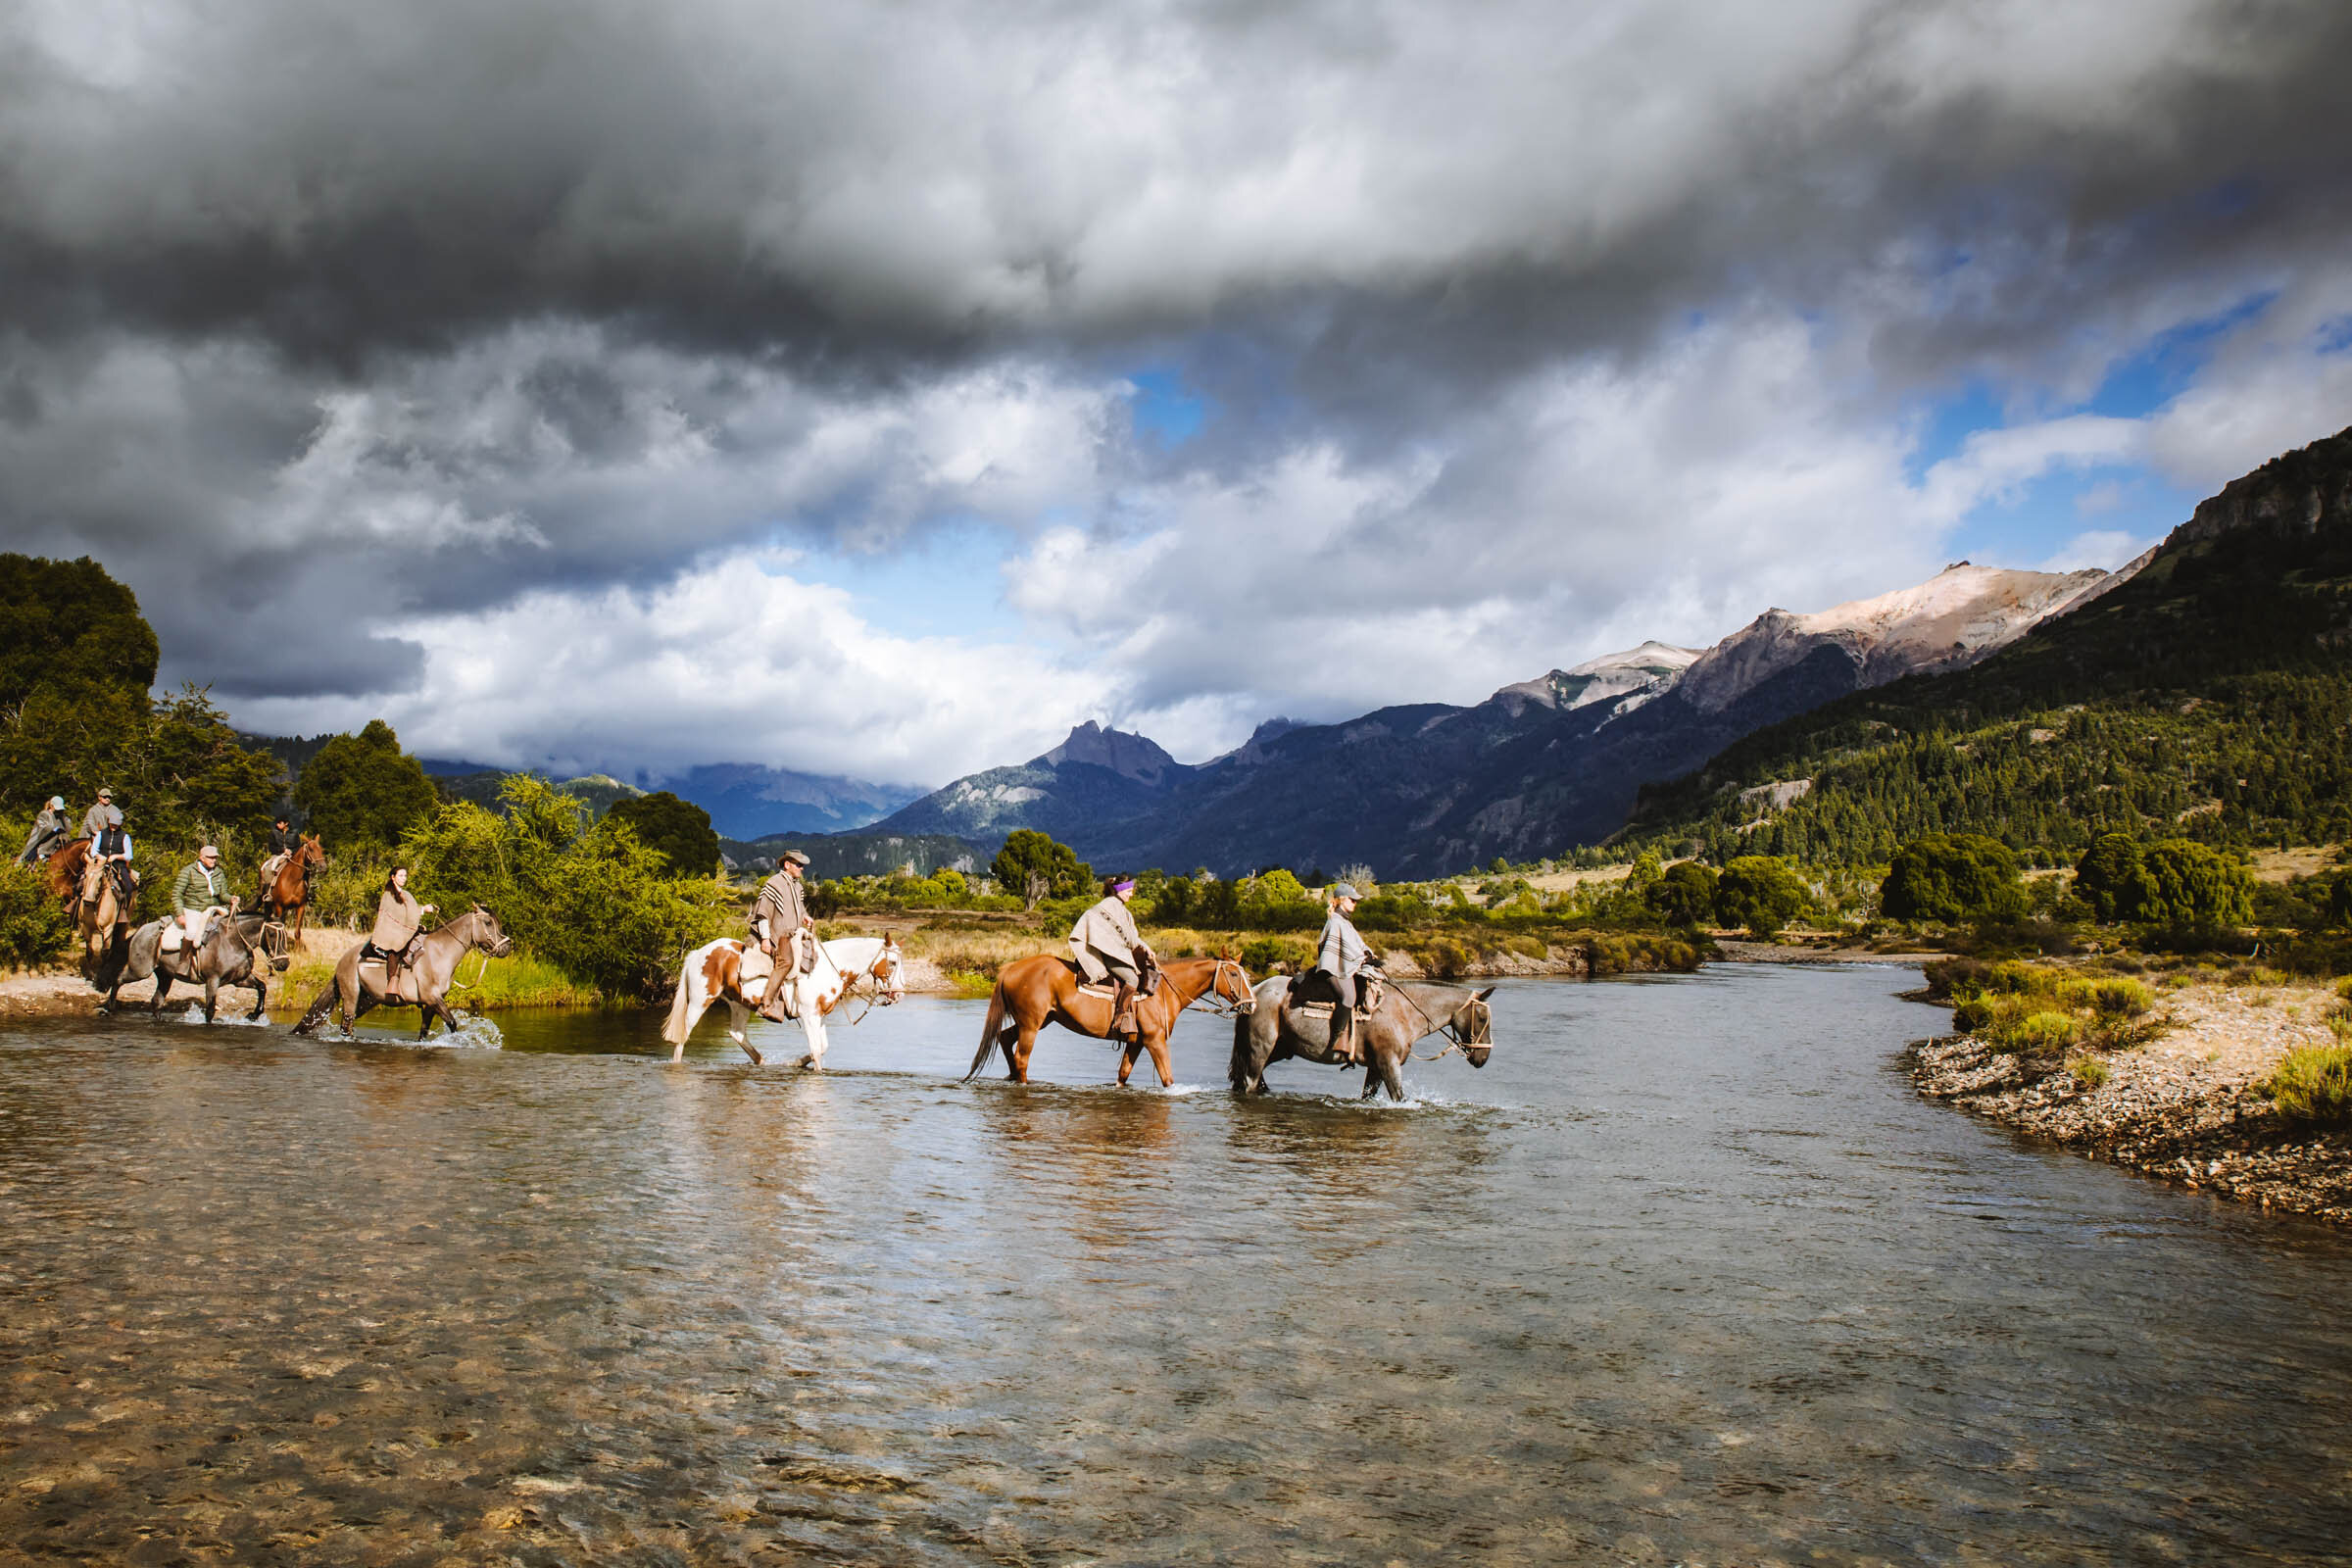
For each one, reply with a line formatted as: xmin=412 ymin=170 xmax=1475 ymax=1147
xmin=1203 ymin=956 xmax=1255 ymax=1013
xmin=1449 ymin=985 xmax=1496 ymax=1067
xmin=868 ymin=937 xmax=906 ymax=1004
xmin=467 ymin=904 xmax=516 ymax=957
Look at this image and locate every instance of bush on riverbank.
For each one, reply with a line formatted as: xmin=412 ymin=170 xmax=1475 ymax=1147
xmin=402 ymin=775 xmax=732 ymax=1003
xmin=2260 ymin=1044 xmax=2352 ymax=1126
xmin=1936 ymin=958 xmax=2161 ymax=1058
xmin=0 ymin=859 xmax=74 ymax=971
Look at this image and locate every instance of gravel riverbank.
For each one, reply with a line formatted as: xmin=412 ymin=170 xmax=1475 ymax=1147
xmin=1910 ymin=983 xmax=2352 ymax=1224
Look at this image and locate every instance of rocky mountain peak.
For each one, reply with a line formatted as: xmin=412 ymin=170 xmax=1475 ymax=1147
xmin=1489 ymin=641 xmax=1702 ymax=717
xmin=1676 ymin=563 xmax=2120 ymax=714
xmin=1037 ymin=720 xmax=1181 ymax=785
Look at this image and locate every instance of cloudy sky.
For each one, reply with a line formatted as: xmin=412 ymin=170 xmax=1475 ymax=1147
xmin=6 ymin=0 xmax=2350 ymax=787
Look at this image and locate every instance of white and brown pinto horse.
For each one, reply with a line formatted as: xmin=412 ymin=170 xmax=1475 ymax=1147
xmin=662 ymin=934 xmax=905 ymax=1067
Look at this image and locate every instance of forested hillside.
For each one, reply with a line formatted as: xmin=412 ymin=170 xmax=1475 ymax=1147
xmin=1627 ymin=426 xmax=2352 ymax=865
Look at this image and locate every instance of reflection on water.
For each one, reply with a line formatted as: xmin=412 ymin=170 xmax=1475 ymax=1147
xmin=3 ymin=966 xmax=2351 ymax=1564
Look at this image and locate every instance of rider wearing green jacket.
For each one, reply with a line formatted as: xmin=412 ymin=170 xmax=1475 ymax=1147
xmin=170 ymin=846 xmax=232 ymax=950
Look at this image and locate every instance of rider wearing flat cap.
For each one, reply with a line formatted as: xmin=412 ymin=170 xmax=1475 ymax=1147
xmin=754 ymin=851 xmax=815 ymax=1022
xmin=1070 ymin=876 xmax=1154 ymax=1039
xmin=1315 ymin=882 xmax=1372 ymax=1065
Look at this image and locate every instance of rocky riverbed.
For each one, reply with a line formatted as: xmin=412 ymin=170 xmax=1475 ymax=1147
xmin=1910 ymin=982 xmax=2352 ymax=1223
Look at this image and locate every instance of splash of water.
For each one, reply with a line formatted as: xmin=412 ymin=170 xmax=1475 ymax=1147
xmin=177 ymin=1004 xmax=269 ymax=1028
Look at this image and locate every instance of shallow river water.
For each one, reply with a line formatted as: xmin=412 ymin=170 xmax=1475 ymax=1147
xmin=3 ymin=964 xmax=2351 ymax=1565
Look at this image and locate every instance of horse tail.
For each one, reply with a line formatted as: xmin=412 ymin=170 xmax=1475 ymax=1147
xmin=1228 ymin=1003 xmax=1253 ymax=1092
xmin=661 ymin=950 xmax=702 ymax=1048
xmin=962 ymin=978 xmax=1009 ymax=1082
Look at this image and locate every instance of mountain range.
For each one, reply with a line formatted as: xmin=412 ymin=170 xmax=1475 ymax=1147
xmin=868 ymin=558 xmax=2139 ymax=876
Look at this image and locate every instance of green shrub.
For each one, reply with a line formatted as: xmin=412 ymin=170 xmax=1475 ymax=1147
xmin=2088 ymin=978 xmax=2155 ymax=1018
xmin=2068 ymin=1054 xmax=2110 ymax=1090
xmin=1881 ymin=833 xmax=2029 ymax=924
xmin=2005 ymin=1010 xmax=2082 ymax=1054
xmin=1239 ymin=935 xmax=1312 ymax=974
xmin=1950 ymin=997 xmax=1994 ymax=1035
xmin=2260 ymin=1045 xmax=2352 ymax=1126
xmin=0 ymin=860 xmax=74 ymax=970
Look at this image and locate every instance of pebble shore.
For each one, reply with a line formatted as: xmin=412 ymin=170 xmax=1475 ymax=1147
xmin=1910 ymin=983 xmax=2352 ymax=1224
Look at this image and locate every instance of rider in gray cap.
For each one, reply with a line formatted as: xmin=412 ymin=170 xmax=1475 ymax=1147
xmin=1314 ymin=882 xmax=1371 ymax=1065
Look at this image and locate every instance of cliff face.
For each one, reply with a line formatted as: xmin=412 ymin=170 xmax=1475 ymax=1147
xmin=2174 ymin=426 xmax=2352 ymax=547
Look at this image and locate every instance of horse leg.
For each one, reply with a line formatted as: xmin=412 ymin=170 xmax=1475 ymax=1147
xmin=797 ymin=1012 xmax=826 ymax=1070
xmin=203 ymin=979 xmax=220 ymax=1025
xmin=1115 ymin=1040 xmax=1140 ymax=1086
xmin=1143 ymin=1031 xmax=1175 ymax=1089
xmin=151 ymin=970 xmax=172 ymax=1013
xmin=247 ymin=972 xmax=267 ymax=1021
xmin=1368 ymin=1041 xmax=1406 ymax=1102
xmin=1010 ymin=1023 xmax=1039 ymax=1084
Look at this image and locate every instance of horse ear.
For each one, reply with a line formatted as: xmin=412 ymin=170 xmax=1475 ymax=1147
xmin=1475 ymin=985 xmax=1496 ymax=1002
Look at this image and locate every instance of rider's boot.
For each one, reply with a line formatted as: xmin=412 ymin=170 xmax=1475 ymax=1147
xmin=1331 ymin=1004 xmax=1359 ymax=1066
xmin=1111 ymin=980 xmax=1137 ymax=1041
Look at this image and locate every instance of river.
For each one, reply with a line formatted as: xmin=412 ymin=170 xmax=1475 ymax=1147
xmin=2 ymin=964 xmax=2348 ymax=1564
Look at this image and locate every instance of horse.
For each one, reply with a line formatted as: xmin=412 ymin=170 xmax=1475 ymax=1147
xmin=962 ymin=954 xmax=1257 ymax=1089
xmin=661 ymin=934 xmax=906 ymax=1067
xmin=102 ymin=908 xmax=291 ymax=1023
xmin=1229 ymin=974 xmax=1494 ymax=1102
xmin=255 ymin=834 xmax=327 ymax=945
xmin=49 ymin=839 xmax=135 ymax=982
xmin=289 ymin=907 xmax=516 ymax=1041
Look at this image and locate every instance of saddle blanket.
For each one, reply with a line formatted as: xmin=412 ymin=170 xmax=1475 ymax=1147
xmin=159 ymin=909 xmax=220 ymax=952
xmin=1291 ymin=1000 xmax=1336 ymax=1017
xmin=1075 ymin=981 xmax=1118 ymax=1000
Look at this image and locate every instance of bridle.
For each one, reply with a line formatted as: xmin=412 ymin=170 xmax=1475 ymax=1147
xmin=832 ymin=942 xmax=906 ymax=1026
xmin=1191 ymin=957 xmax=1256 ymax=1018
xmin=1399 ymin=988 xmax=1494 ymax=1061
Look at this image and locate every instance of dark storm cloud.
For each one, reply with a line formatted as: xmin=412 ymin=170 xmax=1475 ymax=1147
xmin=4 ymin=0 xmax=2351 ymax=761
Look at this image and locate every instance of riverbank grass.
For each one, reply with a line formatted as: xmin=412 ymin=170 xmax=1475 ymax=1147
xmin=1934 ymin=958 xmax=2162 ymax=1059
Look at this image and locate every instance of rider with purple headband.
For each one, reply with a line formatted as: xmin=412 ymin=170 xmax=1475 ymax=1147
xmin=1069 ymin=875 xmax=1154 ymax=1040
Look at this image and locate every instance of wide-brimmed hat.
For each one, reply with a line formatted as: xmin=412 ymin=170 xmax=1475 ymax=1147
xmin=779 ymin=849 xmax=811 ymax=867
xmin=1330 ymin=882 xmax=1361 ymax=901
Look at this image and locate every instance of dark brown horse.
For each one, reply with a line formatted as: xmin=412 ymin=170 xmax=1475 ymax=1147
xmin=255 ymin=833 xmax=327 ymax=944
xmin=962 ymin=955 xmax=1256 ymax=1088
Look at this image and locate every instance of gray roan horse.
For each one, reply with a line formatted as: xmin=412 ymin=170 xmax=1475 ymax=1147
xmin=102 ymin=909 xmax=292 ymax=1023
xmin=1229 ymin=974 xmax=1494 ymax=1101
xmin=290 ymin=907 xmax=515 ymax=1041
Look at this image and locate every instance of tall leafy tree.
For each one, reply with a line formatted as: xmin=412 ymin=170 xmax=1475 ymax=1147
xmin=1881 ymin=834 xmax=2028 ymax=924
xmin=0 ymin=554 xmax=158 ymax=710
xmin=294 ymin=720 xmax=439 ymax=855
xmin=1645 ymin=860 xmax=1719 ymax=928
xmin=989 ymin=829 xmax=1093 ymax=911
xmin=604 ymin=791 xmax=721 ymax=878
xmin=1716 ymin=856 xmax=1808 ymax=940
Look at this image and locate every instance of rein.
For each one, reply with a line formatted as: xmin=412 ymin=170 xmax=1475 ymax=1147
xmin=1395 ymin=986 xmax=1491 ymax=1060
xmin=1188 ymin=958 xmax=1255 ymax=1018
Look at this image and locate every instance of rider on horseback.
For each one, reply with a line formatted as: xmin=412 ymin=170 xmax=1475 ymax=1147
xmin=15 ymin=796 xmax=70 ymax=865
xmin=1313 ymin=882 xmax=1373 ymax=1066
xmin=753 ymin=850 xmax=814 ymax=1022
xmin=1070 ymin=876 xmax=1155 ymax=1040
xmin=80 ymin=789 xmax=136 ymax=908
xmin=166 ymin=844 xmax=233 ymax=953
xmin=366 ymin=867 xmax=435 ymax=1000
xmin=257 ymin=814 xmax=297 ymax=891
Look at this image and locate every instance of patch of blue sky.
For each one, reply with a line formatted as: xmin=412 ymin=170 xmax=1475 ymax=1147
xmin=2084 ymin=290 xmax=2277 ymax=420
xmin=1126 ymin=366 xmax=1209 ymax=448
xmin=789 ymin=520 xmax=1027 ymax=641
xmin=1944 ymin=462 xmax=2200 ymax=572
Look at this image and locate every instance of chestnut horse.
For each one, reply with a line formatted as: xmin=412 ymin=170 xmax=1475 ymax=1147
xmin=255 ymin=834 xmax=327 ymax=945
xmin=962 ymin=955 xmax=1256 ymax=1089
